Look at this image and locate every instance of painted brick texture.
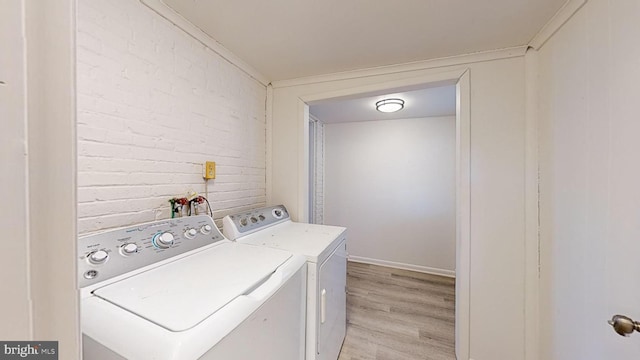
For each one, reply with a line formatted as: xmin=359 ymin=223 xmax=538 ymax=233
xmin=77 ymin=0 xmax=267 ymax=234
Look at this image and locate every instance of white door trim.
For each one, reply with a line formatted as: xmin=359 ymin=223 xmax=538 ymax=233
xmin=297 ymin=68 xmax=471 ymax=359
xmin=24 ymin=0 xmax=80 ymax=357
xmin=455 ymin=70 xmax=471 ymax=360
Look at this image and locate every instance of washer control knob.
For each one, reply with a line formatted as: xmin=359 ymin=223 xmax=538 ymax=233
xmin=153 ymin=232 xmax=174 ymax=248
xmin=200 ymin=224 xmax=212 ymax=234
xmin=240 ymin=218 xmax=248 ymax=226
xmin=184 ymin=228 xmax=197 ymax=239
xmin=120 ymin=243 xmax=138 ymax=256
xmin=88 ymin=250 xmax=109 ymax=265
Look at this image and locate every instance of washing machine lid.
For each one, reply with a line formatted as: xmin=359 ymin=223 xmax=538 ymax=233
xmin=92 ymin=242 xmax=292 ymax=332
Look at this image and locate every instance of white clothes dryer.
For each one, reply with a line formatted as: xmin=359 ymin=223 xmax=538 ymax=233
xmin=223 ymin=205 xmax=347 ymax=360
xmin=79 ymin=215 xmax=306 ymax=360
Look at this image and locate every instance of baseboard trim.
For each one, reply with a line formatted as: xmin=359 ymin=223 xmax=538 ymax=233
xmin=348 ymin=255 xmax=456 ymax=278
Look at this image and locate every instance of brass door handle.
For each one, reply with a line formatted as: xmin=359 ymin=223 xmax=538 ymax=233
xmin=608 ymin=315 xmax=640 ymax=337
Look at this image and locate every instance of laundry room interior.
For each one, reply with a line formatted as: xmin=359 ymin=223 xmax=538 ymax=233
xmin=4 ymin=0 xmax=640 ymax=359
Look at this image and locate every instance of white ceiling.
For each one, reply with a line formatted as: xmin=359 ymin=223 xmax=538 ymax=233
xmin=162 ymin=0 xmax=567 ymax=81
xmin=309 ymin=85 xmax=456 ymax=124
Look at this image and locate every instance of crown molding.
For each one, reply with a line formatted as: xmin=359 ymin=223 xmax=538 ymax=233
xmin=139 ymin=0 xmax=269 ymax=86
xmin=271 ymin=46 xmax=527 ymax=89
xmin=528 ymin=0 xmax=588 ymax=50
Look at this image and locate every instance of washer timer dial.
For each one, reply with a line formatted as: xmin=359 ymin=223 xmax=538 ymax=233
xmin=152 ymin=232 xmax=174 ymax=249
xmin=88 ymin=250 xmax=109 ymax=265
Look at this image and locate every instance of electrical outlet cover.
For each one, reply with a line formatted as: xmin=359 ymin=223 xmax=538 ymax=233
xmin=204 ymin=161 xmax=216 ymax=179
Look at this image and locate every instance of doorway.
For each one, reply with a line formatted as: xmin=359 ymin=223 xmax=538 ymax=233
xmin=310 ymin=85 xmax=456 ymax=274
xmin=309 ymin=84 xmax=458 ymax=358
xmin=298 ymin=70 xmax=471 ymax=359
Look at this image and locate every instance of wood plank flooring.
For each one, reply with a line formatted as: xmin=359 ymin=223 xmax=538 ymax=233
xmin=338 ymin=262 xmax=456 ymax=360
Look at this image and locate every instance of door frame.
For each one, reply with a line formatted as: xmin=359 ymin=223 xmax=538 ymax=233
xmin=296 ymin=69 xmax=471 ymax=359
xmin=308 ymin=114 xmax=318 ymax=224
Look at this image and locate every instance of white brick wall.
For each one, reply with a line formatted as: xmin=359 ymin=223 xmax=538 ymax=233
xmin=77 ymin=0 xmax=267 ymax=234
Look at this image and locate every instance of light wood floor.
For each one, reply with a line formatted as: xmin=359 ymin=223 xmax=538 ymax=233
xmin=338 ymin=262 xmax=456 ymax=360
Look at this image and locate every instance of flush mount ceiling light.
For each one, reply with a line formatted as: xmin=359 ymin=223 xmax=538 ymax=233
xmin=375 ymin=98 xmax=404 ymax=113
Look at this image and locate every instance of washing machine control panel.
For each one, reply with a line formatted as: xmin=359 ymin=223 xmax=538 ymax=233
xmin=222 ymin=205 xmax=290 ymax=240
xmin=78 ymin=215 xmax=225 ymax=287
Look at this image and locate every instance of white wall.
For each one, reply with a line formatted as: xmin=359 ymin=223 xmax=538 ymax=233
xmin=76 ymin=0 xmax=267 ymax=234
xmin=270 ymin=53 xmax=528 ymax=360
xmin=324 ymin=116 xmax=456 ymax=274
xmin=535 ymin=0 xmax=640 ymax=358
xmin=0 ymin=0 xmax=32 ymax=340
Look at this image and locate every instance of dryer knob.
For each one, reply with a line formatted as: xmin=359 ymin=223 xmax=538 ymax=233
xmin=88 ymin=250 xmax=109 ymax=265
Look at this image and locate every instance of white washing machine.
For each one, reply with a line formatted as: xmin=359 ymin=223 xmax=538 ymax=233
xmin=223 ymin=205 xmax=347 ymax=360
xmin=79 ymin=215 xmax=307 ymax=360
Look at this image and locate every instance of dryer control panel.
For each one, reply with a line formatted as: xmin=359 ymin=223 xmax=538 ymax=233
xmin=78 ymin=215 xmax=225 ymax=287
xmin=222 ymin=205 xmax=290 ymax=240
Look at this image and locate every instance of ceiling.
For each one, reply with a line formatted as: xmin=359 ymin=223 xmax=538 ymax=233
xmin=163 ymin=0 xmax=567 ymax=81
xmin=309 ymin=85 xmax=456 ymax=124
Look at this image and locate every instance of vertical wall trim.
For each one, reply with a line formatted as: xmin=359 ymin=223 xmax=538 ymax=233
xmin=308 ymin=116 xmax=317 ymax=223
xmin=455 ymin=70 xmax=471 ymax=360
xmin=297 ymin=100 xmax=310 ymax=221
xmin=25 ymin=0 xmax=80 ymax=357
xmin=266 ymin=84 xmax=274 ymax=205
xmin=21 ymin=0 xmax=33 ymax=338
xmin=308 ymin=114 xmax=325 ymax=225
xmin=524 ymin=47 xmax=540 ymax=360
